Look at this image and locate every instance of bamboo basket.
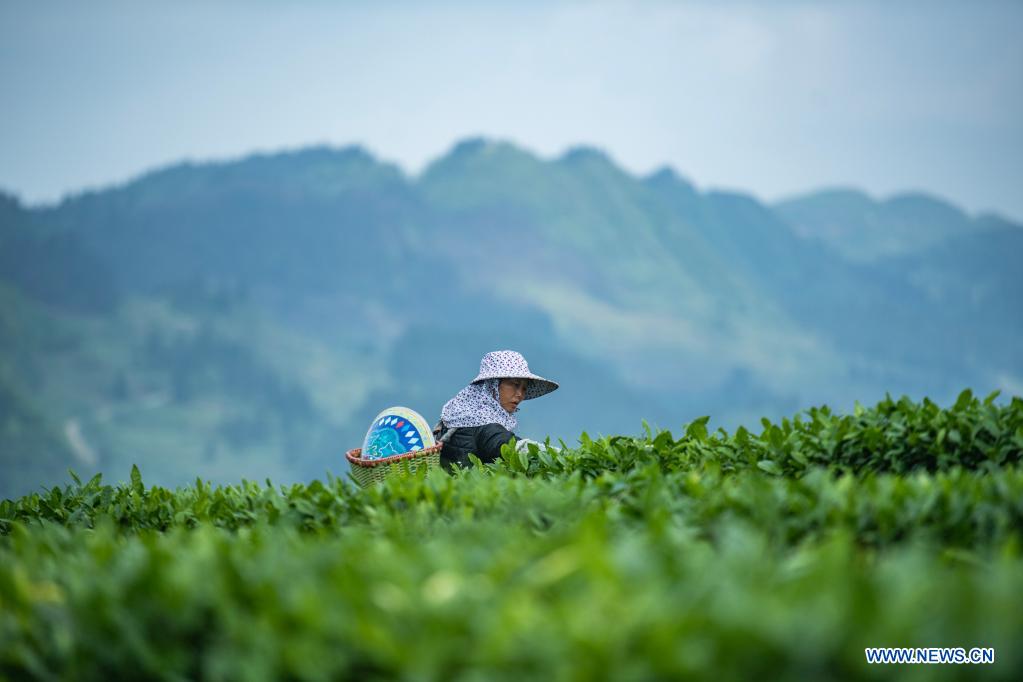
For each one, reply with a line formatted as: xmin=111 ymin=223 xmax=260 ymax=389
xmin=345 ymin=442 xmax=444 ymax=487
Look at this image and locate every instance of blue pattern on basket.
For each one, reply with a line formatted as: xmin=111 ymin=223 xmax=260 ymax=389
xmin=362 ymin=414 xmax=428 ymax=459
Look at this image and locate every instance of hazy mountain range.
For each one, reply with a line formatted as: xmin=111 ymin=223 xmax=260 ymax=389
xmin=2 ymin=138 xmax=1021 ymax=498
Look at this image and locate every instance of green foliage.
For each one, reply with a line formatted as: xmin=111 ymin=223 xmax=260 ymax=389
xmin=4 ymin=461 xmax=1021 ymax=553
xmin=520 ymin=390 xmax=1022 ymax=479
xmin=4 ymin=141 xmax=1023 ymax=501
xmin=1 ymin=393 xmax=1022 ymax=680
xmin=3 ymin=516 xmax=1020 ymax=681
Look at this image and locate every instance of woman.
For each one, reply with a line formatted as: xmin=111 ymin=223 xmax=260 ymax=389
xmin=436 ymin=350 xmax=559 ymax=469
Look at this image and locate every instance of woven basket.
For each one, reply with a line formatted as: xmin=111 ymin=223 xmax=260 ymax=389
xmin=345 ymin=442 xmax=444 ymax=488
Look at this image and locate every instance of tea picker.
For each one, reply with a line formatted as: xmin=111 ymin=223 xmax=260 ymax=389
xmin=346 ymin=350 xmax=560 ymax=486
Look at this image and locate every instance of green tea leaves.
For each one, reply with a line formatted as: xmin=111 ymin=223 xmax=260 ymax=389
xmin=130 ymin=464 xmax=143 ymax=495
xmin=0 ymin=390 xmax=1020 ymax=679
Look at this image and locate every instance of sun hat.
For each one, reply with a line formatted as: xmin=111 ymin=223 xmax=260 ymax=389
xmin=471 ymin=350 xmax=559 ymax=400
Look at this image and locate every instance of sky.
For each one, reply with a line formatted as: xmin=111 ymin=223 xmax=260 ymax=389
xmin=2 ymin=0 xmax=1022 ymax=220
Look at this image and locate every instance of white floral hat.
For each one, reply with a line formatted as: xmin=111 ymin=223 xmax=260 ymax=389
xmin=470 ymin=350 xmax=559 ymax=400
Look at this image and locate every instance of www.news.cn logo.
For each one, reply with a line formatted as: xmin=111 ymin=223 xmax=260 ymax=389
xmin=865 ymin=647 xmax=995 ymax=665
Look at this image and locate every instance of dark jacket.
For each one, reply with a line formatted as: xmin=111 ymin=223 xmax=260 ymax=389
xmin=438 ymin=423 xmax=516 ymax=470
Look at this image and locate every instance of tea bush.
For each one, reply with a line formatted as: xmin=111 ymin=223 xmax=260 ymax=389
xmin=1 ymin=391 xmax=1021 ymax=681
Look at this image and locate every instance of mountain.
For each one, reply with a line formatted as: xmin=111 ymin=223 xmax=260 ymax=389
xmin=1 ymin=140 xmax=1020 ymax=498
xmin=0 ymin=193 xmax=117 ymax=314
xmin=774 ymin=188 xmax=981 ymax=263
xmin=776 ymin=188 xmax=1023 ymax=375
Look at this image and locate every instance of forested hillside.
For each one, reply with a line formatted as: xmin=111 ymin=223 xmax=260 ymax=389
xmin=1 ymin=140 xmax=1020 ymax=497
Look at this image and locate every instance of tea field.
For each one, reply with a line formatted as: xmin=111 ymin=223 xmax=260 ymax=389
xmin=2 ymin=391 xmax=1022 ymax=681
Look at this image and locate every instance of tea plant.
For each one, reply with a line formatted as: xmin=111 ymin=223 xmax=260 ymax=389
xmin=1 ymin=391 xmax=1021 ymax=681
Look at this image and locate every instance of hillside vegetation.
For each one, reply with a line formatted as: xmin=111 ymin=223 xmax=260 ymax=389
xmin=2 ymin=140 xmax=1022 ymax=497
xmin=2 ymin=391 xmax=1021 ymax=680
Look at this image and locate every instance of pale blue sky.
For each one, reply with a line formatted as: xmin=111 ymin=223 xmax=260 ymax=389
xmin=2 ymin=0 xmax=1021 ymax=219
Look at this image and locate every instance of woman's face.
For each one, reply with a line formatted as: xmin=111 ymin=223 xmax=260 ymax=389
xmin=498 ymin=378 xmax=528 ymax=414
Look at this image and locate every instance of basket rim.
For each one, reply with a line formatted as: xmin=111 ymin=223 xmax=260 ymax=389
xmin=346 ymin=442 xmax=443 ymax=468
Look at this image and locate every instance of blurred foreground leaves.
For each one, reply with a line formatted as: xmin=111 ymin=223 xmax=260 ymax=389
xmin=2 ymin=391 xmax=1021 ymax=681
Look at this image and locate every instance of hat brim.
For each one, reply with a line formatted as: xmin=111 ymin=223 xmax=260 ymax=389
xmin=472 ymin=374 xmax=559 ymax=400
